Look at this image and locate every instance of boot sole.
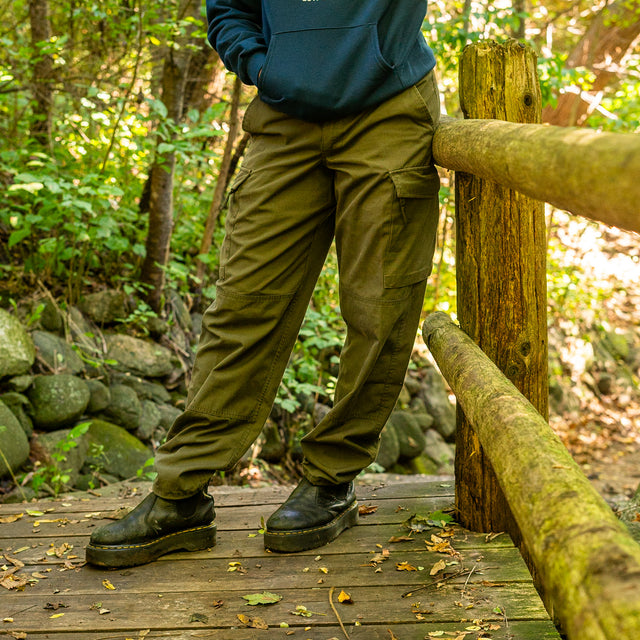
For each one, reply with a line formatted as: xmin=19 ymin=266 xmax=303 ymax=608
xmin=264 ymin=501 xmax=359 ymax=553
xmin=85 ymin=523 xmax=217 ymax=568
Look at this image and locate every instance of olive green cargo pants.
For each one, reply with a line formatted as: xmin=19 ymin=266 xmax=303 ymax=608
xmin=154 ymin=71 xmax=441 ymax=499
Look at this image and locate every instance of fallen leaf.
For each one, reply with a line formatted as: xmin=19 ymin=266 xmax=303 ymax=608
xmin=319 ymin=567 xmax=329 ymax=574
xmin=396 ymin=561 xmax=417 ymax=571
xmin=227 ymin=561 xmax=246 ymax=574
xmin=425 ymin=535 xmax=457 ymax=556
xmin=358 ymin=504 xmax=378 ymax=515
xmin=26 ymin=510 xmax=45 ymax=517
xmin=10 ymin=633 xmax=27 ymax=640
xmin=242 ymin=591 xmax=282 ymax=606
xmin=0 ymin=514 xmax=23 ymax=524
xmin=388 ymin=629 xmax=400 ymax=640
xmin=388 ymin=535 xmax=413 ymax=543
xmin=2 ymin=617 xmax=13 ymax=623
xmin=237 ymin=613 xmax=268 ymax=629
xmin=430 ymin=559 xmax=447 ymax=576
xmin=102 ymin=579 xmax=116 ymax=590
xmin=44 ymin=602 xmax=68 ymax=610
xmin=99 ymin=608 xmax=110 ymax=615
xmin=49 ymin=613 xmax=65 ymax=619
xmin=189 ymin=613 xmax=208 ymax=623
xmin=212 ymin=599 xmax=224 ymax=608
xmin=338 ymin=590 xmax=353 ymax=604
xmin=290 ymin=605 xmax=313 ymax=617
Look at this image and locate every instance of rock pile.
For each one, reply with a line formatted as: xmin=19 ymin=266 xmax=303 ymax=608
xmin=0 ymin=289 xmax=457 ymax=501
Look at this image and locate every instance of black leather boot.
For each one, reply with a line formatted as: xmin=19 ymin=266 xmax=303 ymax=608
xmin=264 ymin=477 xmax=358 ymax=552
xmin=85 ymin=490 xmax=216 ymax=568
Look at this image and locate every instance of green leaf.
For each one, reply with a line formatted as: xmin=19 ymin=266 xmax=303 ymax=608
xmin=242 ymin=592 xmax=282 ymax=606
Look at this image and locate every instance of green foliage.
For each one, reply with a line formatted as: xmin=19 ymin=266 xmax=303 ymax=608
xmin=23 ymin=421 xmax=91 ymax=496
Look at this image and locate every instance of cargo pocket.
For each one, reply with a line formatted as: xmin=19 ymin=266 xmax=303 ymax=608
xmin=384 ymin=166 xmax=440 ymax=289
xmin=219 ymin=168 xmax=252 ymax=283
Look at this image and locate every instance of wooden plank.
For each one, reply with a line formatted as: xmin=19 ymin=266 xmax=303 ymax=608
xmin=0 ymin=526 xmax=513 ymax=567
xmin=0 ymin=620 xmax=561 ymax=640
xmin=0 ymin=582 xmax=552 ymax=631
xmin=2 ymin=547 xmax=533 ymax=599
xmin=0 ymin=479 xmax=455 ymax=514
xmin=0 ymin=497 xmax=456 ymax=539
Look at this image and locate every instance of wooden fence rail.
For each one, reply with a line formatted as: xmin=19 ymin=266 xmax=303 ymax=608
xmin=433 ymin=117 xmax=640 ymax=235
xmin=422 ymin=312 xmax=640 ymax=640
xmin=422 ymin=39 xmax=640 ymax=639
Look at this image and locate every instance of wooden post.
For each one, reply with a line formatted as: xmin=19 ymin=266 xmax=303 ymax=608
xmin=454 ymin=41 xmax=548 ymax=534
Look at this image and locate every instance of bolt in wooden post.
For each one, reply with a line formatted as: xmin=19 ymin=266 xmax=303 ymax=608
xmin=454 ymin=41 xmax=548 ymax=536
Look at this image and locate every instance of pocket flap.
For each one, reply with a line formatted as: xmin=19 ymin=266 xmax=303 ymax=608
xmin=389 ymin=166 xmax=439 ymax=198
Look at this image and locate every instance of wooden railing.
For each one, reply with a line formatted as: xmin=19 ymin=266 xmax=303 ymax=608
xmin=424 ymin=40 xmax=640 ymax=640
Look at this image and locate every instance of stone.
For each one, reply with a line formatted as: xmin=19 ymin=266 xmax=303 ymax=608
xmin=0 ymin=400 xmax=30 ymax=479
xmin=418 ymin=365 xmax=456 ymax=442
xmin=28 ymin=375 xmax=90 ymax=430
xmin=39 ymin=299 xmax=65 ymax=332
xmin=105 ymin=333 xmax=174 ymax=378
xmin=403 ymin=374 xmax=422 ymax=397
xmin=32 ymin=330 xmax=85 ymax=375
xmin=375 ymin=421 xmax=400 ymax=470
xmin=67 ymin=306 xmax=102 ymax=361
xmin=0 ymin=392 xmax=33 ymax=437
xmin=313 ymin=403 xmax=331 ymax=425
xmin=78 ymin=289 xmax=129 ymax=324
xmin=35 ymin=427 xmax=89 ymax=488
xmin=102 ymin=384 xmax=141 ymax=431
xmin=157 ymin=403 xmax=182 ymax=431
xmin=389 ymin=411 xmax=427 ymax=460
xmin=423 ymin=429 xmax=455 ymax=471
xmin=0 ymin=308 xmax=36 ymax=378
xmin=111 ymin=372 xmax=171 ymax=403
xmin=85 ymin=419 xmax=152 ymax=480
xmin=136 ymin=400 xmax=162 ymax=442
xmin=258 ymin=419 xmax=286 ymax=463
xmin=85 ymin=379 xmax=111 ymax=414
xmin=8 ymin=375 xmax=33 ymax=393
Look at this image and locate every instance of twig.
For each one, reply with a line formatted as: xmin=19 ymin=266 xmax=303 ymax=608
xmin=461 ymin=563 xmax=477 ymax=595
xmin=329 ymin=585 xmax=350 ymax=640
xmin=401 ymin=568 xmax=473 ymax=598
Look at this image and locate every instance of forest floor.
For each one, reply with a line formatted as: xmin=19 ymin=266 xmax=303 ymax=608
xmin=545 ymin=211 xmax=640 ymax=504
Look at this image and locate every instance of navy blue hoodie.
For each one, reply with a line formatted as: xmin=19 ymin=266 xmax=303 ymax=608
xmin=206 ymin=0 xmax=436 ymax=121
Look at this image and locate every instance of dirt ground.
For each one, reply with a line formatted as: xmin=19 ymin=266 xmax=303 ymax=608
xmin=547 ymin=212 xmax=640 ymax=504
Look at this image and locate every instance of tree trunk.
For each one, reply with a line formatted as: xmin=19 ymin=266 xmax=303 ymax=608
xmin=28 ymin=0 xmax=54 ymax=149
xmin=453 ymin=41 xmax=547 ymax=538
xmin=195 ymin=75 xmax=243 ymax=287
xmin=140 ymin=0 xmax=202 ymax=312
xmin=543 ymin=0 xmax=640 ymax=126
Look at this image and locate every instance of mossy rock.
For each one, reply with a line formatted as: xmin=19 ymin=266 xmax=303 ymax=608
xmin=0 ymin=308 xmax=36 ymax=377
xmin=376 ymin=420 xmax=400 ymax=470
xmin=0 ymin=392 xmax=33 ymax=437
xmin=85 ymin=379 xmax=111 ymax=414
xmin=32 ymin=330 xmax=85 ymax=375
xmin=101 ymin=384 xmax=141 ymax=431
xmin=0 ymin=400 xmax=30 ymax=479
xmin=389 ymin=411 xmax=427 ymax=460
xmin=85 ymin=419 xmax=152 ymax=480
xmin=28 ymin=374 xmax=90 ymax=430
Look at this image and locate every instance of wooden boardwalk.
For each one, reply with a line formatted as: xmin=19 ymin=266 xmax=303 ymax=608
xmin=0 ymin=479 xmax=561 ymax=640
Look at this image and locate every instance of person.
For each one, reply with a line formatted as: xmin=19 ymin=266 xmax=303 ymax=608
xmin=86 ymin=0 xmax=441 ymax=568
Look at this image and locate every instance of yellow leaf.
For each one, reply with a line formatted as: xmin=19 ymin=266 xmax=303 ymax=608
xmin=430 ymin=559 xmax=447 ymax=576
xmin=337 ymin=590 xmax=353 ymax=604
xmin=319 ymin=567 xmax=329 ymax=574
xmin=396 ymin=561 xmax=417 ymax=571
xmin=50 ymin=613 xmax=65 ymax=619
xmin=102 ymin=579 xmax=116 ymax=590
xmin=0 ymin=514 xmax=23 ymax=524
